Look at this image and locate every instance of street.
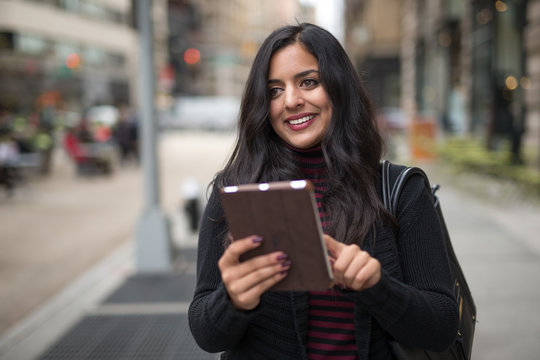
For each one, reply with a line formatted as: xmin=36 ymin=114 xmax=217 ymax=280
xmin=1 ymin=130 xmax=540 ymax=359
xmin=425 ymin=167 xmax=540 ymax=359
xmin=0 ymin=130 xmax=235 ymax=338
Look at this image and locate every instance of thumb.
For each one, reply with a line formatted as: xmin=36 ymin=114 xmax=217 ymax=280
xmin=323 ymin=234 xmax=343 ymax=258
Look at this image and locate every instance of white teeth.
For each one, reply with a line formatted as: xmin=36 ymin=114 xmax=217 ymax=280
xmin=288 ymin=115 xmax=315 ymax=125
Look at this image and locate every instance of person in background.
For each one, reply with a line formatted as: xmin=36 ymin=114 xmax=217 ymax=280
xmin=63 ymin=124 xmax=112 ymax=175
xmin=189 ymin=23 xmax=458 ymax=359
xmin=113 ymin=104 xmax=139 ymax=166
xmin=0 ymin=123 xmax=20 ymax=196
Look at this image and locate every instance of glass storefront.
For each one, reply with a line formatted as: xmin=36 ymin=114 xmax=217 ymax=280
xmin=0 ymin=31 xmax=129 ymax=112
xmin=470 ymin=0 xmax=526 ymax=155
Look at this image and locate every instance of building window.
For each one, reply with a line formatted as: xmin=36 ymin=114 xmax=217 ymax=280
xmin=28 ymin=0 xmax=125 ymax=24
xmin=16 ymin=34 xmax=48 ymax=55
xmin=0 ymin=32 xmax=15 ymax=51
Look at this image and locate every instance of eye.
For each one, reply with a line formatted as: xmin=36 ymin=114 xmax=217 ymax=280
xmin=301 ymin=78 xmax=319 ymax=88
xmin=269 ymin=87 xmax=282 ymax=98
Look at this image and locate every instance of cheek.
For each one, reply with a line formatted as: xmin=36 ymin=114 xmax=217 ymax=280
xmin=318 ymin=93 xmax=332 ymax=113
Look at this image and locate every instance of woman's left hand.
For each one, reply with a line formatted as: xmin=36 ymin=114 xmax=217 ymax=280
xmin=324 ymin=234 xmax=381 ymax=291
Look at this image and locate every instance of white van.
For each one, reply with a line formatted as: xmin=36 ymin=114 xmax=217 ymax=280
xmin=162 ymin=96 xmax=240 ymax=131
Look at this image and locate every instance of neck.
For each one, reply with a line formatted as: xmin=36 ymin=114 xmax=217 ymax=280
xmin=287 ymin=143 xmax=326 ymax=180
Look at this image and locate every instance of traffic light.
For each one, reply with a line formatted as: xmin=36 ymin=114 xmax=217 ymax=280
xmin=65 ymin=53 xmax=81 ymax=69
xmin=183 ymin=48 xmax=200 ymax=65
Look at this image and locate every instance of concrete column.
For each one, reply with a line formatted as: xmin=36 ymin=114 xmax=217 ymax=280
xmin=134 ymin=0 xmax=172 ymax=272
xmin=525 ymin=0 xmax=540 ymax=168
xmin=459 ymin=0 xmax=474 ymax=134
xmin=401 ymin=0 xmax=418 ymax=124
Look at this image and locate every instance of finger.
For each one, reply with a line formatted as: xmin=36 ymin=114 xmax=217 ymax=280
xmin=223 ymin=251 xmax=288 ymax=286
xmin=332 ymin=244 xmax=360 ymax=283
xmin=232 ymin=267 xmax=290 ymax=310
xmin=323 ymin=234 xmax=344 ymax=259
xmin=229 ymin=260 xmax=291 ymax=296
xmin=343 ymin=250 xmax=370 ymax=285
xmin=220 ymin=235 xmax=263 ymax=266
xmin=349 ymin=258 xmax=381 ymax=291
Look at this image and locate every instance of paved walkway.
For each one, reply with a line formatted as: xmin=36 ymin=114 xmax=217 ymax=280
xmin=0 ymin=131 xmax=235 ymax=359
xmin=424 ymin=167 xmax=540 ymax=360
xmin=1 ymin=131 xmax=539 ymax=359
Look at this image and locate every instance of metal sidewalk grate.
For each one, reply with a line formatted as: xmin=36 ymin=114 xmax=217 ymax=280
xmin=104 ymin=273 xmax=196 ymax=304
xmin=38 ymin=314 xmax=219 ymax=360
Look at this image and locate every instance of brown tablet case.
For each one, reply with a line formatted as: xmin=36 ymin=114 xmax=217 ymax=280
xmin=219 ymin=180 xmax=333 ymax=291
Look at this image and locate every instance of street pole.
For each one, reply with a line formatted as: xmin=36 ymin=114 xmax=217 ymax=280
xmin=135 ymin=0 xmax=172 ymax=272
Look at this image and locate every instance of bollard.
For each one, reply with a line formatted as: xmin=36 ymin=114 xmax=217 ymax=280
xmin=181 ymin=177 xmax=201 ymax=233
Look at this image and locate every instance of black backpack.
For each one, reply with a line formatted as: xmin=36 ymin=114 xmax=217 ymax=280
xmin=380 ymin=160 xmax=476 ymax=360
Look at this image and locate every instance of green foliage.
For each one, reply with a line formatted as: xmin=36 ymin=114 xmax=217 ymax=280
xmin=437 ymin=138 xmax=540 ymax=195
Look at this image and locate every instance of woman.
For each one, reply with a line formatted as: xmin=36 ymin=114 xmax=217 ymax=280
xmin=188 ymin=23 xmax=458 ymax=360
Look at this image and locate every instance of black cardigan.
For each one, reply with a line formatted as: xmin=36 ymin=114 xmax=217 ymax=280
xmin=188 ymin=165 xmax=459 ymax=359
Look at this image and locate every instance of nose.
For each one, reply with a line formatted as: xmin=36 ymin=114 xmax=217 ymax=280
xmin=284 ymin=88 xmax=304 ymax=109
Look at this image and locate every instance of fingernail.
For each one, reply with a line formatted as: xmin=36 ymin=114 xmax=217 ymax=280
xmin=252 ymin=236 xmax=263 ymax=243
xmin=276 ymin=253 xmax=288 ymax=261
xmin=280 ymin=270 xmax=288 ymax=275
xmin=281 ymin=260 xmax=291 ymax=267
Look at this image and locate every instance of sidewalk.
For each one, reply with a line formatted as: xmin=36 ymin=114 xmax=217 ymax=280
xmin=0 ymin=240 xmax=219 ymax=360
xmin=0 ymin=131 xmax=236 ymax=360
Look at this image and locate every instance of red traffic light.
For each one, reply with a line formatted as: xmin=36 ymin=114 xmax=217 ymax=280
xmin=184 ymin=48 xmax=200 ymax=65
xmin=65 ymin=53 xmax=80 ymax=69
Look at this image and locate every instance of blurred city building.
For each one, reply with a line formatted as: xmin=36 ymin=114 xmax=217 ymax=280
xmin=345 ymin=0 xmax=540 ymax=166
xmin=0 ymin=0 xmax=142 ymax=113
xmin=165 ymin=0 xmax=315 ymax=97
xmin=0 ymin=0 xmax=317 ymax=112
xmin=0 ymin=0 xmax=168 ymax=181
xmin=344 ymin=0 xmax=402 ymax=111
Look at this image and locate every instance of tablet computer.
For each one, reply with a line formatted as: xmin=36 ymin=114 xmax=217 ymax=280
xmin=219 ymin=180 xmax=333 ymax=291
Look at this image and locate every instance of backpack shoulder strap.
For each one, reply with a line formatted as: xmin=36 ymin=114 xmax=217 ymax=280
xmin=380 ymin=160 xmax=434 ymax=216
xmin=380 ymin=160 xmax=392 ymax=211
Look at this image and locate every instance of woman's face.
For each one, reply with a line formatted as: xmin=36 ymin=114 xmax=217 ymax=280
xmin=268 ymin=43 xmax=332 ymax=149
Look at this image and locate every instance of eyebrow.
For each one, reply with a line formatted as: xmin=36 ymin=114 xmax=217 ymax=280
xmin=267 ymin=69 xmax=319 ymax=84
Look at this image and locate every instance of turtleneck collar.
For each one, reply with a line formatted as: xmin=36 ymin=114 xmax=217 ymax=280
xmin=282 ymin=141 xmax=326 ymax=178
xmin=282 ymin=140 xmax=324 ymax=156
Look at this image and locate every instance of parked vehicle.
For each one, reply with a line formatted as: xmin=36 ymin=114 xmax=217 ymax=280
xmin=86 ymin=105 xmax=119 ymax=128
xmin=160 ymin=96 xmax=240 ymax=131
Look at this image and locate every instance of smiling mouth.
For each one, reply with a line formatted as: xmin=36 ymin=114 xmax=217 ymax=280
xmin=288 ymin=114 xmax=315 ymax=125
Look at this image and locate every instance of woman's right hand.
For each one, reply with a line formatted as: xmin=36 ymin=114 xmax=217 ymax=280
xmin=218 ymin=235 xmax=290 ymax=311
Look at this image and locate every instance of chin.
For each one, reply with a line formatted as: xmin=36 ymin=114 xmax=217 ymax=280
xmin=290 ymin=140 xmax=316 ymax=149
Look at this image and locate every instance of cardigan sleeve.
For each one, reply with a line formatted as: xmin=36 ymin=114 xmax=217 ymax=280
xmin=345 ymin=174 xmax=459 ymax=351
xmin=188 ymin=182 xmax=259 ymax=352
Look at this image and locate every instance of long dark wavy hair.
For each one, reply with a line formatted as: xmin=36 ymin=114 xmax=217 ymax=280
xmin=216 ymin=23 xmax=388 ymax=245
